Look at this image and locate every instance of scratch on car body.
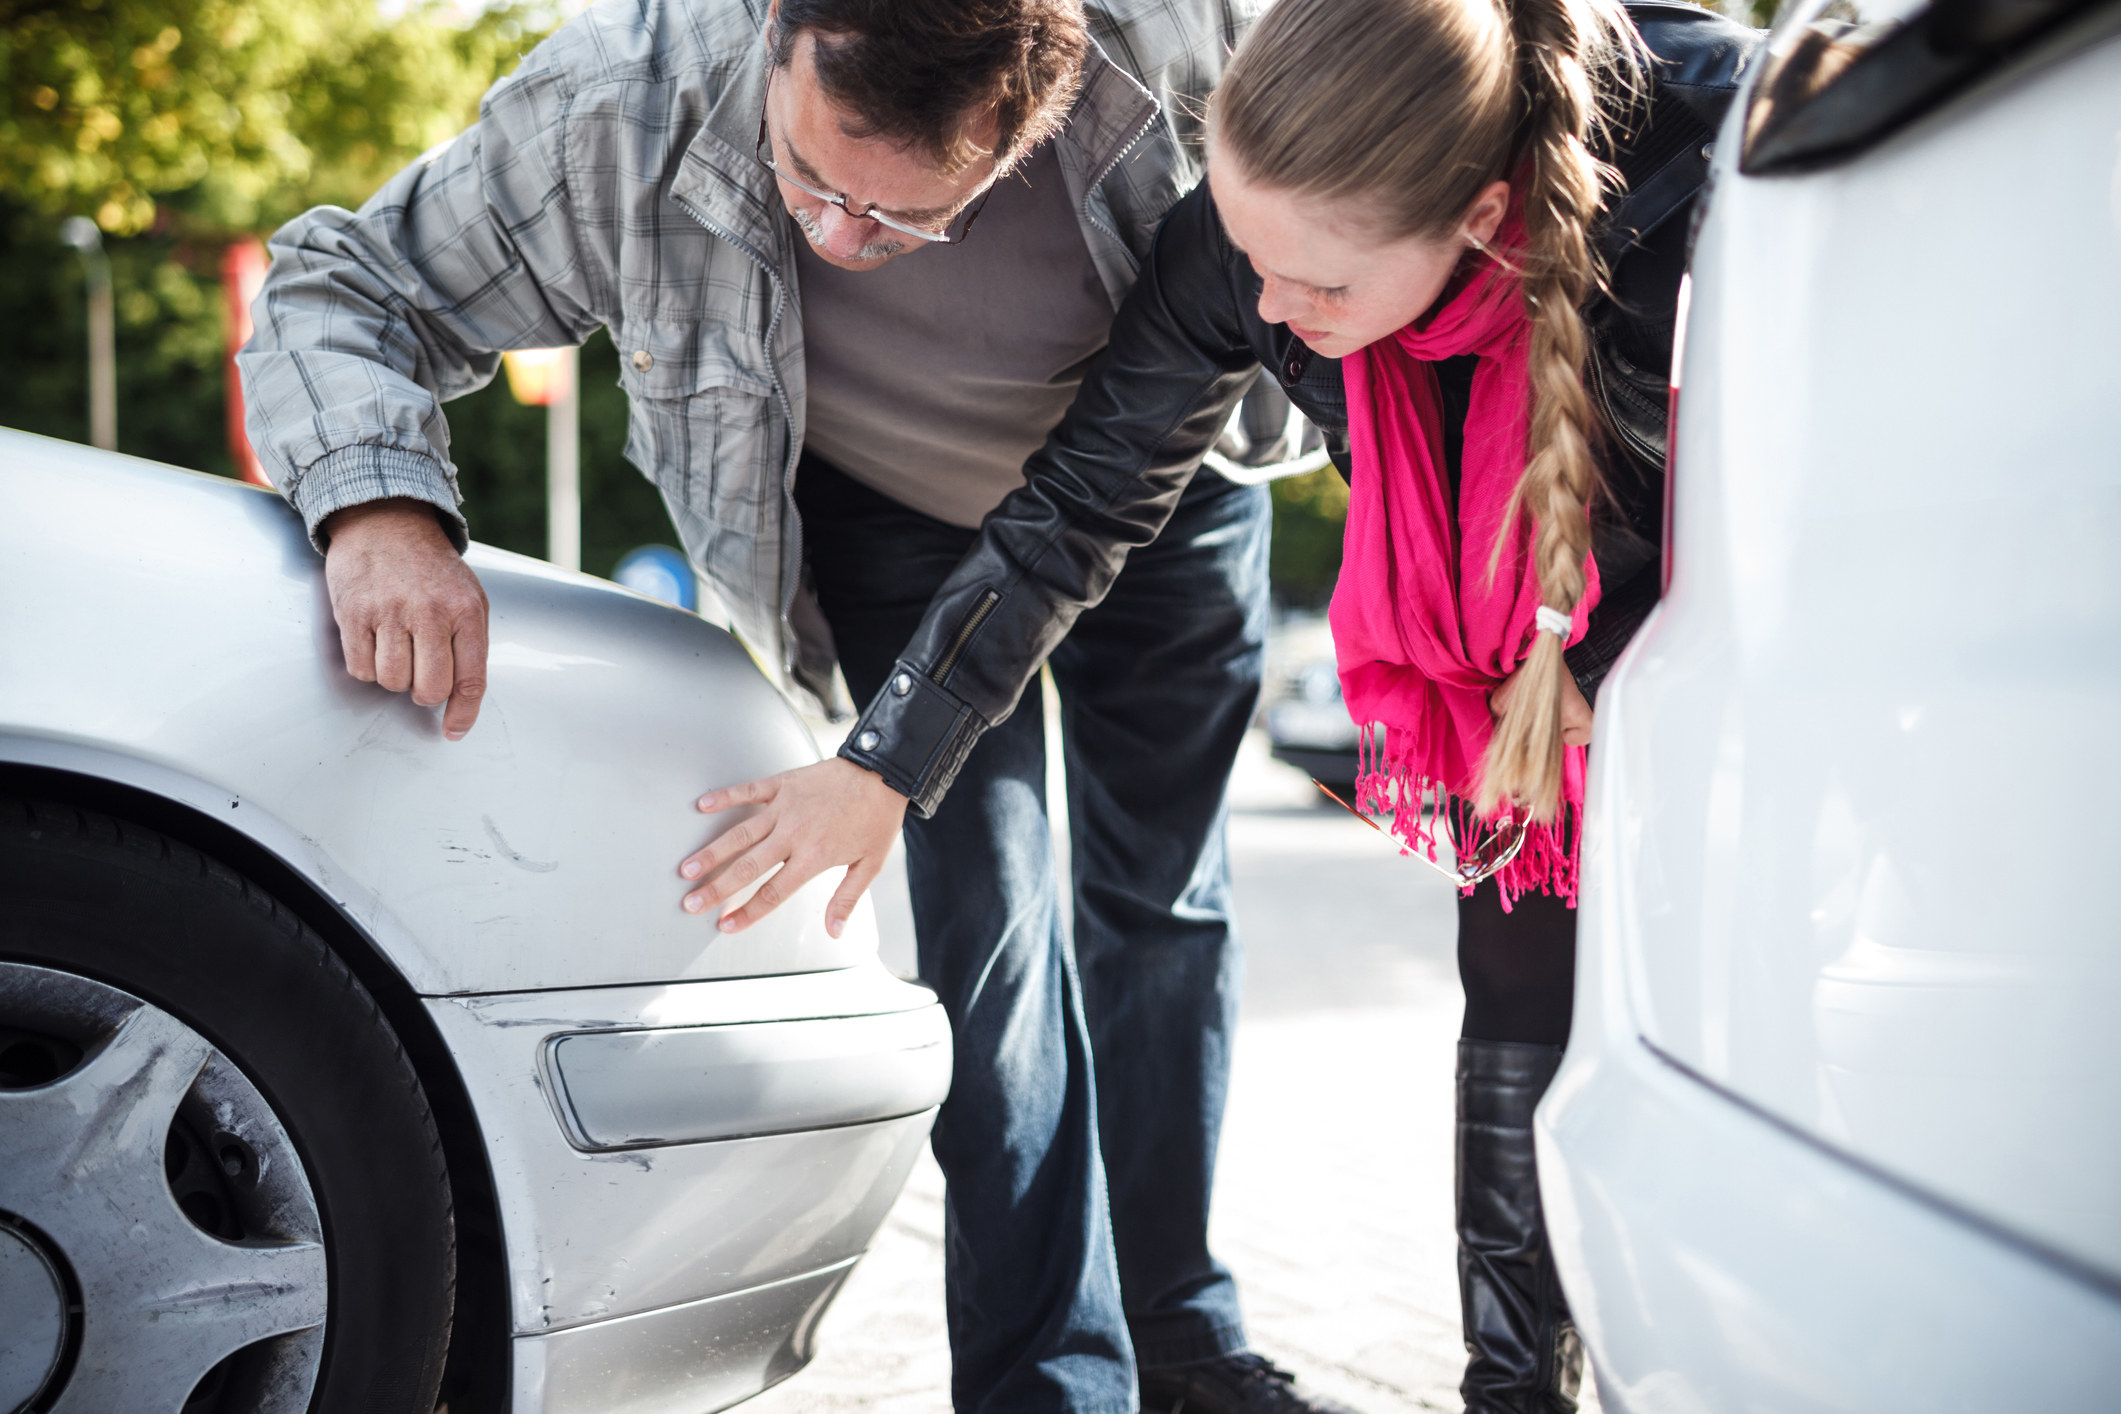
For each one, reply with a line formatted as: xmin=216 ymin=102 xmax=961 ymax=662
xmin=483 ymin=815 xmax=558 ymax=873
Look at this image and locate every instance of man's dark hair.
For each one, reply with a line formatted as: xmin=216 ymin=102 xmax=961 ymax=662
xmin=769 ymin=0 xmax=1089 ymax=172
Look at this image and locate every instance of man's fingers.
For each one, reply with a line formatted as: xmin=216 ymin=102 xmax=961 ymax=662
xmin=373 ymin=626 xmax=415 ymax=693
xmin=321 ymin=502 xmax=491 ymax=732
xmin=443 ymin=617 xmax=489 ymax=740
xmin=410 ymin=619 xmax=455 ymax=709
xmin=339 ymin=615 xmax=379 ymax=683
xmin=697 ymin=776 xmax=779 ymax=813
xmin=824 ymin=857 xmax=885 ymax=940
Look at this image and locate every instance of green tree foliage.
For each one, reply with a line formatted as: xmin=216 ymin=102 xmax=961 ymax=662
xmin=1 ymin=0 xmax=1348 ymax=596
xmin=1 ymin=0 xmax=541 ymax=235
xmin=0 ymin=223 xmax=229 ymax=468
xmin=1269 ymin=463 xmax=1349 ymax=609
xmin=0 ymin=0 xmax=682 ymax=575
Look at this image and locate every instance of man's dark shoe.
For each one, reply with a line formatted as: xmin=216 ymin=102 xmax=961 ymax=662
xmin=1139 ymin=1352 xmax=1363 ymax=1414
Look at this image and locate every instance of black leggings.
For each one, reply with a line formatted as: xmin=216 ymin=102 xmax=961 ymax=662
xmin=1456 ymin=880 xmax=1576 ymax=1046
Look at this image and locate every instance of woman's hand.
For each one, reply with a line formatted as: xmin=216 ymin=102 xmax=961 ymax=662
xmin=1490 ymin=663 xmax=1595 ymax=746
xmin=678 ymin=758 xmax=909 ymax=937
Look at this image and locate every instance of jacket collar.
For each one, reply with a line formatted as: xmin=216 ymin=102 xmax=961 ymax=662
xmin=1058 ymin=40 xmax=1159 ymax=191
xmin=670 ymin=34 xmax=1159 ymax=266
xmin=672 ymin=35 xmax=781 ymax=261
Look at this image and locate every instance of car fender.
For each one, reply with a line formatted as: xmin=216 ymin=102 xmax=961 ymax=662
xmin=0 ymin=430 xmax=877 ymax=995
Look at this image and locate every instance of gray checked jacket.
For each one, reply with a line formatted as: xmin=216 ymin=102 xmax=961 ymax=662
xmin=238 ymin=0 xmax=1264 ymax=704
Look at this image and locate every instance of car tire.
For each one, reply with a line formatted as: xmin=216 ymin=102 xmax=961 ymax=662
xmin=0 ymin=797 xmax=455 ymax=1414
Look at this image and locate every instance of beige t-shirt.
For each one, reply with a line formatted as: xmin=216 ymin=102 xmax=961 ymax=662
xmin=793 ymin=138 xmax=1115 ymax=529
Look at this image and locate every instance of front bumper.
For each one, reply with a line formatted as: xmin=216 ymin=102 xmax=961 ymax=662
xmin=424 ymin=963 xmax=949 ymax=1414
xmin=510 ymin=1259 xmax=855 ymax=1414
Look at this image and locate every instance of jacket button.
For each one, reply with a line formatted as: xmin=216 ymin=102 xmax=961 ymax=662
xmin=856 ymin=730 xmax=880 ymax=752
xmin=1283 ymin=354 xmax=1305 ymax=384
xmin=631 ymin=350 xmax=654 ymax=372
xmin=1701 ymin=142 xmax=1716 ymax=161
xmin=892 ymin=673 xmax=912 ymax=696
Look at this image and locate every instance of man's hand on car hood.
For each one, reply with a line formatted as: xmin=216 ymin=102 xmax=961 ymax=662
xmin=320 ymin=498 xmax=489 ymax=739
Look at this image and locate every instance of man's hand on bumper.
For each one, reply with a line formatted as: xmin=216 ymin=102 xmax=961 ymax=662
xmin=321 ymin=499 xmax=489 ymax=739
xmin=680 ymin=758 xmax=908 ymax=937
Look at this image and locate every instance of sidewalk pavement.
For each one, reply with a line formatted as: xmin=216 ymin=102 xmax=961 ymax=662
xmin=750 ymin=714 xmax=1599 ymax=1414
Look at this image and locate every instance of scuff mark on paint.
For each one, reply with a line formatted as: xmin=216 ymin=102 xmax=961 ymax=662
xmin=483 ymin=815 xmax=558 ymax=873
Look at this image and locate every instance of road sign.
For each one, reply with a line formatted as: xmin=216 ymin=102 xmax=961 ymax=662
xmin=613 ymin=545 xmax=698 ymax=611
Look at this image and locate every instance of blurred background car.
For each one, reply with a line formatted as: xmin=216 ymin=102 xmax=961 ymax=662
xmin=0 ymin=433 xmax=951 ymax=1414
xmin=1539 ymin=0 xmax=2121 ymax=1406
xmin=1262 ymin=614 xmax=1364 ymax=800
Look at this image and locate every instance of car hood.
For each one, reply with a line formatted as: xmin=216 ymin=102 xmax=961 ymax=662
xmin=0 ymin=431 xmax=878 ymax=994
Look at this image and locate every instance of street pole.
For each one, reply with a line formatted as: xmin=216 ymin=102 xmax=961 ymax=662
xmin=59 ymin=217 xmax=116 ymax=452
xmin=501 ymin=344 xmax=583 ymax=571
xmin=547 ymin=346 xmax=581 ymax=571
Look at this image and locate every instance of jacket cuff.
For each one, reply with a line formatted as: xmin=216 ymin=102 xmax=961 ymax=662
xmin=290 ymin=445 xmax=468 ymax=555
xmin=1566 ymin=566 xmax=1661 ymax=705
xmin=837 ymin=662 xmax=987 ymax=819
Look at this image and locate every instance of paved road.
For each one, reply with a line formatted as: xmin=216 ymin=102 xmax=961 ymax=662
xmin=750 ymin=703 xmax=1598 ymax=1414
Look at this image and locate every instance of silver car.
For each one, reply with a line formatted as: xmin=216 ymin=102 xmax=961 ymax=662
xmin=0 ymin=431 xmax=951 ymax=1414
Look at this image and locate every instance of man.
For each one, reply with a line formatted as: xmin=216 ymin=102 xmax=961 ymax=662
xmin=240 ymin=1 xmax=1342 ymax=1410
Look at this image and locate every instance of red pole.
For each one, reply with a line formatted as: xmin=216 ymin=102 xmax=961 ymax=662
xmin=222 ymin=238 xmax=269 ymax=487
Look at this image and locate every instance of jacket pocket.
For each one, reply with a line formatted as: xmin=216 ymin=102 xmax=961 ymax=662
xmin=615 ymin=318 xmax=783 ymax=531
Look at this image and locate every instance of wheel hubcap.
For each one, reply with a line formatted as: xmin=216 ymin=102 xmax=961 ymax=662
xmin=0 ymin=962 xmax=327 ymax=1414
xmin=0 ymin=1216 xmax=70 ymax=1412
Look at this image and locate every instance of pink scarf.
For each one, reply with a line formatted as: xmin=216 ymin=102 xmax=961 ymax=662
xmin=1327 ymin=219 xmax=1599 ymax=906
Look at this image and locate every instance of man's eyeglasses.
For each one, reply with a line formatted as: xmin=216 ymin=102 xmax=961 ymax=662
xmin=754 ymin=74 xmax=995 ymax=246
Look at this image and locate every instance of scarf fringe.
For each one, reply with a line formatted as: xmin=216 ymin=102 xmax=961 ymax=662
xmin=1354 ymin=725 xmax=1580 ymax=910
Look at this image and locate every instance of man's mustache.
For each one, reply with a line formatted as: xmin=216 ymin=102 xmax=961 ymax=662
xmin=789 ymin=203 xmax=909 ymax=261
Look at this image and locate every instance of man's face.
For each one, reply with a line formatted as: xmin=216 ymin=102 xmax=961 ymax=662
xmin=766 ymin=31 xmax=1002 ymax=271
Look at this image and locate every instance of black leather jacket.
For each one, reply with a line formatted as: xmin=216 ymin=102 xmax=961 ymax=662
xmin=842 ymin=1 xmax=1761 ymax=816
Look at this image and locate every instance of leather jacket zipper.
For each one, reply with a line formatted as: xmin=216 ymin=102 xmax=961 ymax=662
xmin=931 ymin=590 xmax=1001 ymax=686
xmin=1079 ymin=108 xmax=1158 ymax=270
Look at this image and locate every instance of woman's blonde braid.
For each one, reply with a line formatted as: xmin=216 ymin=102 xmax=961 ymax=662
xmin=1474 ymin=0 xmax=1615 ymax=820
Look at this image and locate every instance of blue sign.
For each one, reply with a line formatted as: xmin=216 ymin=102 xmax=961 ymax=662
xmin=613 ymin=544 xmax=698 ymax=611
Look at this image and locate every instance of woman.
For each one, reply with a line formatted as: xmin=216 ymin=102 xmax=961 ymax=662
xmin=687 ymin=0 xmax=1757 ymax=1405
xmin=1205 ymin=2 xmax=1676 ymax=1404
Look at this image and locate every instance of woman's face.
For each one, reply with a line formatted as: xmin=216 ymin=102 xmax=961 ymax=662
xmin=1210 ymin=160 xmax=1510 ymax=359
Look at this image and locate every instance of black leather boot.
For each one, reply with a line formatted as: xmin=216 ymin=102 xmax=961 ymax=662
xmin=1456 ymin=1039 xmax=1581 ymax=1413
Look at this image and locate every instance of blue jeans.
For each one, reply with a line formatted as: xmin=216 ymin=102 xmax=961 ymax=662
xmin=799 ymin=455 xmax=1271 ymax=1413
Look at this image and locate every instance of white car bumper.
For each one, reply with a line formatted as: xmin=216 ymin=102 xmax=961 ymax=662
xmin=1539 ymin=708 xmax=2121 ymax=1413
xmin=1540 ymin=1025 xmax=2121 ymax=1413
xmin=424 ymin=963 xmax=949 ymax=1414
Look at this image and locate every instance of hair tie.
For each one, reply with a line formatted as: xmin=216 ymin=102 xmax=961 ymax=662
xmin=1534 ymin=605 xmax=1574 ymax=639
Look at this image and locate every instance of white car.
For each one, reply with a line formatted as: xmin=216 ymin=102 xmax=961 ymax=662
xmin=1541 ymin=0 xmax=2121 ymax=1406
xmin=0 ymin=433 xmax=950 ymax=1414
